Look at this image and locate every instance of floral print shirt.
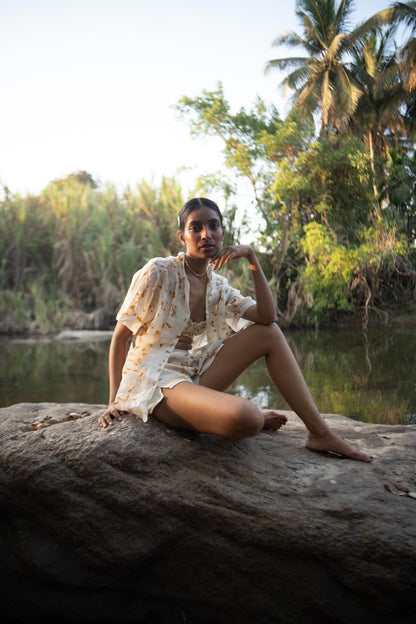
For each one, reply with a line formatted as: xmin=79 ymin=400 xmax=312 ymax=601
xmin=113 ymin=252 xmax=255 ymax=421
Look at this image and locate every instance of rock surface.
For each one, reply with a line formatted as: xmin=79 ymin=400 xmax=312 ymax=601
xmin=0 ymin=402 xmax=415 ymax=624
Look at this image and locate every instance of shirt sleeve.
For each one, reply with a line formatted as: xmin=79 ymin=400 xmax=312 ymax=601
xmin=223 ymin=282 xmax=256 ymax=332
xmin=116 ymin=261 xmax=161 ymax=334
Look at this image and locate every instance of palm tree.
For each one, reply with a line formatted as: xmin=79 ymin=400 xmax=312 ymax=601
xmin=347 ymin=28 xmax=406 ymax=201
xmin=389 ymin=2 xmax=416 ymax=89
xmin=387 ymin=2 xmax=416 ymax=132
xmin=346 ymin=3 xmax=416 ymax=200
xmin=265 ymin=0 xmax=391 ymax=134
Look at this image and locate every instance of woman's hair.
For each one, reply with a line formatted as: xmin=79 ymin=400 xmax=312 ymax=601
xmin=178 ymin=197 xmax=223 ymax=232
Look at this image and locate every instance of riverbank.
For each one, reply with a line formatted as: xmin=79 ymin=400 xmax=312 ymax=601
xmin=0 ymin=307 xmax=115 ymax=336
xmin=2 ymin=306 xmax=416 ymax=337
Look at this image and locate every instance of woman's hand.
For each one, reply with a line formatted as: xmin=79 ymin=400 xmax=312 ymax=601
xmin=212 ymin=244 xmax=277 ymax=324
xmin=98 ymin=404 xmax=127 ymax=429
xmin=210 ymin=245 xmax=253 ymax=270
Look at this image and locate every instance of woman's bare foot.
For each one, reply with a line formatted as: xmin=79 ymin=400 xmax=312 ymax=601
xmin=305 ymin=430 xmax=373 ymax=462
xmin=262 ymin=410 xmax=288 ymax=431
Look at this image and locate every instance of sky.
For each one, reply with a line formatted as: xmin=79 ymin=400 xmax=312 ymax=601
xmin=1 ymin=0 xmax=389 ymax=199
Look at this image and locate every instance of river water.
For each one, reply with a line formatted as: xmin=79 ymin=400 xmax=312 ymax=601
xmin=1 ymin=326 xmax=415 ymax=425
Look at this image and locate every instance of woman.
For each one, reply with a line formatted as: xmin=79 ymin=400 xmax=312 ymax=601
xmin=99 ymin=197 xmax=372 ymax=462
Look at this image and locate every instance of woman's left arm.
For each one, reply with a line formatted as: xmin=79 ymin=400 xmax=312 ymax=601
xmin=211 ymin=245 xmax=277 ymax=325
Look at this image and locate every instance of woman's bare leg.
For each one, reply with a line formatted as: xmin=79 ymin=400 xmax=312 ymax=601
xmin=198 ymin=323 xmax=372 ymax=462
xmin=152 ymin=382 xmax=264 ymax=440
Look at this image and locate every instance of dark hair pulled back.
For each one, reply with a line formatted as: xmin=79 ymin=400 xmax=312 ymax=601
xmin=178 ymin=197 xmax=223 ymax=232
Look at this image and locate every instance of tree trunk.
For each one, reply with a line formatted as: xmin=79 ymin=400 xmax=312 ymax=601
xmin=368 ymin=130 xmax=382 ymax=220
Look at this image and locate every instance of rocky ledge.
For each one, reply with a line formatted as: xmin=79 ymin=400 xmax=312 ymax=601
xmin=0 ymin=402 xmax=415 ymax=624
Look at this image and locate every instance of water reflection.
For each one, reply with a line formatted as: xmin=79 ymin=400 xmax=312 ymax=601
xmin=0 ymin=337 xmax=110 ymax=406
xmin=233 ymin=327 xmax=416 ymax=425
xmin=1 ymin=327 xmax=415 ymax=425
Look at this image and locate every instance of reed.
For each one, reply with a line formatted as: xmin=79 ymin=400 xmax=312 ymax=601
xmin=0 ymin=175 xmax=188 ymax=334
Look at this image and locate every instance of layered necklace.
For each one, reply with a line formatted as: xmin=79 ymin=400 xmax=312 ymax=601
xmin=184 ymin=257 xmax=208 ymax=278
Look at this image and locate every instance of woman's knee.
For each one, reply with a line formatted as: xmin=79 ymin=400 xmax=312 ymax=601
xmin=226 ymin=399 xmax=263 ymax=440
xmin=248 ymin=321 xmax=281 ymax=341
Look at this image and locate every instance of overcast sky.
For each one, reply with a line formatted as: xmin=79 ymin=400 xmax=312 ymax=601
xmin=1 ymin=0 xmax=388 ymax=198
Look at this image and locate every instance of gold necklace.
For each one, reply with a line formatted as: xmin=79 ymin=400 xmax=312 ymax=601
xmin=184 ymin=258 xmax=208 ymax=278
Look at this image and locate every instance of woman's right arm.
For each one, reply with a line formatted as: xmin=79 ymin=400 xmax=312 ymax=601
xmin=98 ymin=321 xmax=132 ymax=429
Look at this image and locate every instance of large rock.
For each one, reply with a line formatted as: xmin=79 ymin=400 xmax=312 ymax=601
xmin=0 ymin=402 xmax=415 ymax=624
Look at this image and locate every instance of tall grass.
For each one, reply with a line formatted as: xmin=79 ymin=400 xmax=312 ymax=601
xmin=0 ymin=175 xmax=186 ymax=334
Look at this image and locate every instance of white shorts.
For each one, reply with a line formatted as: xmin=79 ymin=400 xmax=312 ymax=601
xmin=148 ymin=341 xmax=224 ymax=413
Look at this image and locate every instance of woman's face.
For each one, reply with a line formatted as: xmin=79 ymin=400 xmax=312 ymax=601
xmin=178 ymin=206 xmax=225 ymax=260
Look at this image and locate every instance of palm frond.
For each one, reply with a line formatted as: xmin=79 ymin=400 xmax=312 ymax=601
xmin=320 ymin=70 xmax=333 ymax=127
xmin=272 ymin=32 xmax=308 ymax=48
xmin=265 ymin=56 xmax=312 ymax=74
xmin=390 ymin=2 xmax=416 ymax=30
xmin=335 ymin=0 xmax=356 ymax=32
xmin=294 ymin=72 xmax=322 ymax=109
xmin=326 ymin=31 xmax=349 ymax=61
xmin=348 ymin=9 xmax=396 ymax=48
xmin=283 ymin=62 xmax=318 ymax=91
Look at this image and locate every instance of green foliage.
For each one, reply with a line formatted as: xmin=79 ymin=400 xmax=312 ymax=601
xmin=384 ymin=148 xmax=416 ymax=242
xmin=52 ymin=170 xmax=98 ymax=188
xmin=300 ymin=223 xmax=355 ymax=315
xmin=0 ymin=176 xmax=185 ymax=333
xmin=299 ymin=221 xmax=413 ymax=325
xmin=177 ymin=83 xmax=416 ymax=326
xmin=177 ymin=84 xmax=313 ymax=198
xmin=273 ymin=136 xmax=376 ymax=241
